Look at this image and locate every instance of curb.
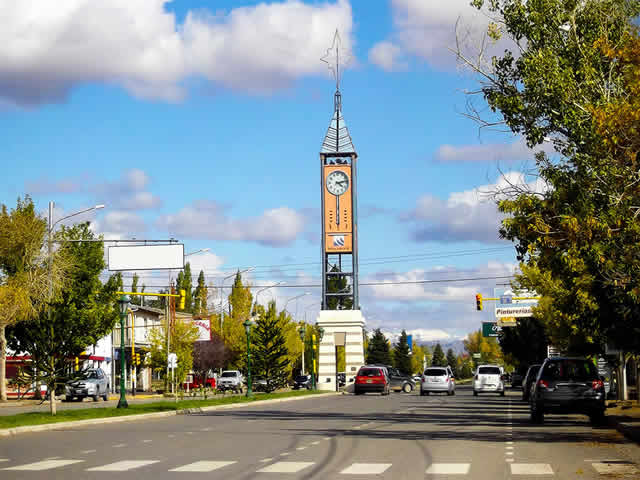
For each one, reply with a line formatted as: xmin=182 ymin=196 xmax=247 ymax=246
xmin=0 ymin=393 xmax=338 ymax=437
xmin=608 ymin=417 xmax=640 ymax=444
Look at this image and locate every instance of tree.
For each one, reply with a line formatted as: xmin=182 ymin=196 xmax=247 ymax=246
xmin=499 ymin=317 xmax=549 ymax=369
xmin=431 ymin=344 xmax=446 ymax=367
xmin=446 ymin=348 xmax=458 ymax=377
xmin=393 ymin=330 xmax=412 ymax=374
xmin=252 ymin=301 xmax=289 ymax=392
xmin=193 ymin=270 xmax=207 ymax=315
xmin=7 ymin=223 xmax=120 ymax=414
xmin=130 ymin=273 xmax=140 ymax=306
xmin=458 ymin=355 xmax=474 ymax=379
xmin=464 ymin=330 xmax=503 ymax=365
xmin=366 ymin=329 xmax=391 ymax=365
xmin=149 ymin=318 xmax=199 ymax=388
xmin=175 ymin=262 xmax=194 ymax=313
xmin=462 ymin=1 xmax=640 ymax=355
xmin=326 ymin=264 xmax=353 ymax=310
xmin=192 ymin=334 xmax=230 ymax=385
xmin=0 ymin=197 xmax=68 ymax=403
xmin=411 ymin=345 xmax=427 ymax=374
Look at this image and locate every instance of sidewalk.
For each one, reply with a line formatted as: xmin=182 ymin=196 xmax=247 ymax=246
xmin=606 ymin=400 xmax=640 ymax=444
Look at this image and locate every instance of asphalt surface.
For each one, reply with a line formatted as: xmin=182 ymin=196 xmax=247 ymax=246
xmin=1 ymin=385 xmax=640 ymax=479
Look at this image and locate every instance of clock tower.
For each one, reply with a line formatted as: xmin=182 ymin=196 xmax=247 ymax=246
xmin=320 ymin=89 xmax=359 ymax=310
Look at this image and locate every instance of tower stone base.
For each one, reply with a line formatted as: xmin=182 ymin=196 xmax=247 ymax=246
xmin=315 ymin=310 xmax=366 ymax=391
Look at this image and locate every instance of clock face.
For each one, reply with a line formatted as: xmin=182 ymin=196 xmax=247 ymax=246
xmin=326 ymin=170 xmax=349 ymax=196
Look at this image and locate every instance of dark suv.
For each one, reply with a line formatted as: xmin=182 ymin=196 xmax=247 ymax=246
xmin=521 ymin=364 xmax=541 ymax=402
xmin=372 ymin=365 xmax=415 ymax=393
xmin=530 ymin=357 xmax=606 ymax=424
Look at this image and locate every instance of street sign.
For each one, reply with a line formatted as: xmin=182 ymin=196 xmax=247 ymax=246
xmin=497 ymin=317 xmax=518 ymax=327
xmin=494 ymin=288 xmax=538 ymax=318
xmin=482 ymin=322 xmax=501 ymax=337
xmin=472 ymin=353 xmax=481 ymax=359
xmin=167 ymin=352 xmax=178 ymax=369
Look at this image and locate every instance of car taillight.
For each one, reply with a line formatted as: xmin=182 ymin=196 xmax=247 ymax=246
xmin=592 ymin=380 xmax=604 ymax=390
xmin=537 ymin=380 xmax=549 ymax=389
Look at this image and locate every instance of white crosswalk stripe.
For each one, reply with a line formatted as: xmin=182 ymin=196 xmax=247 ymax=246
xmin=169 ymin=461 xmax=236 ymax=472
xmin=591 ymin=462 xmax=639 ymax=475
xmin=86 ymin=460 xmax=160 ymax=471
xmin=3 ymin=460 xmax=84 ymax=471
xmin=256 ymin=461 xmax=315 ymax=473
xmin=426 ymin=463 xmax=470 ymax=475
xmin=341 ymin=463 xmax=392 ymax=475
xmin=510 ymin=463 xmax=554 ymax=475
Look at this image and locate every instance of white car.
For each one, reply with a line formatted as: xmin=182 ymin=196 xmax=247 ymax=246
xmin=420 ymin=366 xmax=455 ymax=396
xmin=473 ymin=365 xmax=505 ymax=396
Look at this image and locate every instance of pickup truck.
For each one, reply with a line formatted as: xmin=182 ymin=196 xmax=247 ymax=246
xmin=217 ymin=370 xmax=244 ymax=393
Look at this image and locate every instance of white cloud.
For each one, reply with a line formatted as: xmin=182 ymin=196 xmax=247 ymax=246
xmin=368 ymin=41 xmax=407 ymax=72
xmin=92 ymin=210 xmax=146 ymax=235
xmin=434 ymin=138 xmax=555 ymax=163
xmin=402 ymin=171 xmax=547 ymax=243
xmin=369 ymin=0 xmax=510 ymax=71
xmin=157 ymin=200 xmax=307 ymax=247
xmin=0 ymin=0 xmax=354 ymax=106
xmin=94 ymin=169 xmax=162 ymax=210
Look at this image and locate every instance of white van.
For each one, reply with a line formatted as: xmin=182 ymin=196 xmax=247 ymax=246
xmin=473 ymin=364 xmax=505 ymax=396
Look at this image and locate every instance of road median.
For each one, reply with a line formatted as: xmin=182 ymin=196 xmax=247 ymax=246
xmin=0 ymin=390 xmax=337 ymax=437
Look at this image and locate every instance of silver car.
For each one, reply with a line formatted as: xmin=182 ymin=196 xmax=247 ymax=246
xmin=65 ymin=368 xmax=109 ymax=401
xmin=420 ymin=367 xmax=455 ymax=396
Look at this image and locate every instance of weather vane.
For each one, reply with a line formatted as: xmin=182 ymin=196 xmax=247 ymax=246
xmin=321 ymin=29 xmax=351 ymax=92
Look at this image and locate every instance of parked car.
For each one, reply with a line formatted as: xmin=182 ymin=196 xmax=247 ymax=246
xmin=217 ymin=370 xmax=244 ymax=393
xmin=183 ymin=375 xmax=216 ymax=390
xmin=420 ymin=367 xmax=455 ymax=396
xmin=521 ymin=364 xmax=541 ymax=402
xmin=371 ymin=365 xmax=415 ymax=393
xmin=65 ymin=368 xmax=109 ymax=402
xmin=354 ymin=366 xmax=390 ymax=395
xmin=530 ymin=357 xmax=606 ymax=425
xmin=473 ymin=365 xmax=505 ymax=396
xmin=292 ymin=375 xmax=312 ymax=390
xmin=252 ymin=377 xmax=268 ymax=392
xmin=413 ymin=374 xmax=422 ymax=383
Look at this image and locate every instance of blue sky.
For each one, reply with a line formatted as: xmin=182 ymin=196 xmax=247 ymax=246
xmin=0 ymin=0 xmax=547 ymax=341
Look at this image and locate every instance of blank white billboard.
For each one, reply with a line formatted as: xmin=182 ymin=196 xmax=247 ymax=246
xmin=108 ymin=244 xmax=184 ymax=271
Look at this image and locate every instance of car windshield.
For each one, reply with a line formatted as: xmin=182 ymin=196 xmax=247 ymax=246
xmin=85 ymin=371 xmax=99 ymax=379
xmin=478 ymin=367 xmax=501 ymax=375
xmin=295 ymin=376 xmax=308 ymax=382
xmin=424 ymin=368 xmax=447 ymax=376
xmin=221 ymin=372 xmax=237 ymax=378
xmin=541 ymin=360 xmax=597 ymax=381
xmin=358 ymin=368 xmax=382 ymax=377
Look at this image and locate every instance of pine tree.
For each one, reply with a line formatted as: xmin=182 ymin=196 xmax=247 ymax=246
xmin=253 ymin=301 xmax=289 ymax=392
xmin=432 ymin=343 xmax=446 ymax=367
xmin=393 ymin=330 xmax=412 ymax=374
xmin=366 ymin=329 xmax=391 ymax=365
xmin=131 ymin=272 xmax=140 ymax=305
xmin=446 ymin=348 xmax=458 ymax=377
xmin=326 ymin=264 xmax=353 ymax=310
xmin=193 ymin=270 xmax=207 ymax=315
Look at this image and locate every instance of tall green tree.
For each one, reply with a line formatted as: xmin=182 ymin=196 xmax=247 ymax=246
xmin=393 ymin=330 xmax=412 ymax=374
xmin=446 ymin=348 xmax=458 ymax=377
xmin=0 ymin=197 xmax=69 ymax=403
xmin=193 ymin=270 xmax=207 ymax=315
xmin=253 ymin=301 xmax=289 ymax=392
xmin=431 ymin=344 xmax=446 ymax=367
xmin=175 ymin=262 xmax=194 ymax=312
xmin=464 ymin=0 xmax=640 ymax=355
xmin=7 ymin=222 xmax=120 ymax=414
xmin=366 ymin=329 xmax=391 ymax=365
xmin=130 ymin=273 xmax=140 ymax=306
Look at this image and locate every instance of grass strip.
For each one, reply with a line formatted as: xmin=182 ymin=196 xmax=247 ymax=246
xmin=0 ymin=390 xmax=323 ymax=430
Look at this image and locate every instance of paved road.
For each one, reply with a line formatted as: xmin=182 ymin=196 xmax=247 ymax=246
xmin=1 ymin=385 xmax=639 ymax=479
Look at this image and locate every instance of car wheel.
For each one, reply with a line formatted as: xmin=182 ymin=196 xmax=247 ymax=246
xmin=65 ymin=395 xmax=73 ymax=402
xmin=473 ymin=390 xmax=478 ymax=396
xmin=447 ymin=390 xmax=452 ymax=396
xmin=452 ymin=390 xmax=456 ymax=396
xmin=402 ymin=383 xmax=413 ymax=393
xmin=425 ymin=391 xmax=430 ymax=396
xmin=530 ymin=403 xmax=544 ymax=423
xmin=419 ymin=389 xmax=425 ymax=396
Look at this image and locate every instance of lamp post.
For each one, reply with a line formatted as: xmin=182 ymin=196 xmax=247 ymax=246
xmin=117 ymin=294 xmax=130 ymax=408
xmin=243 ymin=317 xmax=254 ymax=398
xmin=298 ymin=324 xmax=306 ymax=375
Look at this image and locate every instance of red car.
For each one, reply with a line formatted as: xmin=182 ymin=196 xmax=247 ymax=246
xmin=354 ymin=366 xmax=390 ymax=395
xmin=183 ymin=375 xmax=216 ymax=390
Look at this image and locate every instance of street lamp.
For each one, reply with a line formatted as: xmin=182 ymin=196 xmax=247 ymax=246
xmin=117 ymin=294 xmax=131 ymax=408
xmin=283 ymin=292 xmax=311 ymax=319
xmin=243 ymin=317 xmax=254 ymax=398
xmin=298 ymin=324 xmax=306 ymax=375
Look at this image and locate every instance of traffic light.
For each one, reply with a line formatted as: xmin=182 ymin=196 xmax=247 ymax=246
xmin=476 ymin=293 xmax=483 ymax=311
xmin=75 ymin=357 xmax=79 ymax=371
xmin=179 ymin=289 xmax=186 ymax=310
xmin=136 ymin=353 xmax=140 ymax=365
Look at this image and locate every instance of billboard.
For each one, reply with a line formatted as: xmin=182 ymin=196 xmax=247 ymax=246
xmin=494 ymin=288 xmax=538 ymax=319
xmin=108 ymin=244 xmax=184 ymax=271
xmin=191 ymin=319 xmax=211 ymax=341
